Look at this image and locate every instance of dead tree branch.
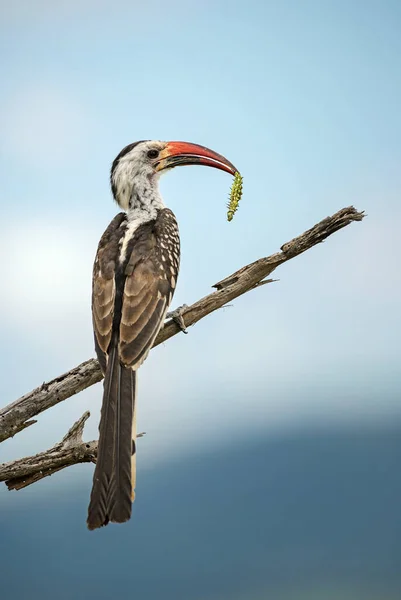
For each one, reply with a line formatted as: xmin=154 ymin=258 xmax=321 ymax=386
xmin=0 ymin=361 xmax=102 ymax=443
xmin=0 ymin=412 xmax=96 ymax=490
xmin=0 ymin=205 xmax=364 ymax=449
xmin=0 ymin=412 xmax=145 ymax=490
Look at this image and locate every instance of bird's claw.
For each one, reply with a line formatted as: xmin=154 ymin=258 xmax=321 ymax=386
xmin=166 ymin=304 xmax=188 ymax=334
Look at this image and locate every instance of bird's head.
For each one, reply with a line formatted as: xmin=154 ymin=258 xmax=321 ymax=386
xmin=110 ymin=140 xmax=237 ymax=211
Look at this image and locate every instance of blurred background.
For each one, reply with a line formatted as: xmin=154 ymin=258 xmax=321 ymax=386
xmin=1 ymin=1 xmax=400 ymax=598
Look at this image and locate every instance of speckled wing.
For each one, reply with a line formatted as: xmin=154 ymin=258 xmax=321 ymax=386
xmin=92 ymin=213 xmax=127 ymax=374
xmin=119 ymin=209 xmax=180 ymax=368
xmin=88 ymin=208 xmax=180 ymax=529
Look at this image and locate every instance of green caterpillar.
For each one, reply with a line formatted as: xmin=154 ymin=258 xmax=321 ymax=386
xmin=227 ymin=171 xmax=243 ymax=222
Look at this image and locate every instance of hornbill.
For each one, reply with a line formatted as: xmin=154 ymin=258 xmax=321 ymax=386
xmin=87 ymin=140 xmax=237 ymax=530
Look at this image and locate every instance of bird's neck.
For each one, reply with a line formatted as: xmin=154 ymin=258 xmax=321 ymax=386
xmin=126 ymin=175 xmax=165 ymax=224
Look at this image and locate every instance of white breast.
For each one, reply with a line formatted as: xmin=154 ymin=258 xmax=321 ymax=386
xmin=118 ymin=218 xmax=143 ymax=265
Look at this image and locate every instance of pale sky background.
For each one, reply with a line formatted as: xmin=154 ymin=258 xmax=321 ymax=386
xmin=1 ymin=0 xmax=400 ymax=476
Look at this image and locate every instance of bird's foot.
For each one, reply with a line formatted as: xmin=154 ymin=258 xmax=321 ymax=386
xmin=166 ymin=304 xmax=188 ymax=334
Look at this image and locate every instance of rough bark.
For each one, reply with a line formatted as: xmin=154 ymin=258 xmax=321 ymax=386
xmin=0 ymin=361 xmax=102 ymax=443
xmin=0 ymin=412 xmax=96 ymax=490
xmin=0 ymin=412 xmax=145 ymax=491
xmin=0 ymin=206 xmax=364 ymax=489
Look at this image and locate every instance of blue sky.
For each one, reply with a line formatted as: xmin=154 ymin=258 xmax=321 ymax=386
xmin=1 ymin=0 xmax=401 ymax=470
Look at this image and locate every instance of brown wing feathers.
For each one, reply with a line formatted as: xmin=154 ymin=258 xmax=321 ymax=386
xmin=87 ymin=209 xmax=180 ymax=530
xmin=119 ymin=261 xmax=170 ymax=368
xmin=91 ymin=213 xmax=126 ymax=371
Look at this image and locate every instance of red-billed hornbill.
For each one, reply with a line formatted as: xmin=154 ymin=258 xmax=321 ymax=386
xmin=87 ymin=140 xmax=237 ymax=530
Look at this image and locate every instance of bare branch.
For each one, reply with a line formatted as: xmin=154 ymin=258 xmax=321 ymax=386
xmin=0 ymin=360 xmax=102 ymax=443
xmin=0 ymin=206 xmax=365 ymax=445
xmin=0 ymin=412 xmax=96 ymax=490
xmin=0 ymin=413 xmax=145 ymax=491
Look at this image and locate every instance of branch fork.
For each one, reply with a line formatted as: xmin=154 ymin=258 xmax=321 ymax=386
xmin=0 ymin=206 xmax=365 ymax=490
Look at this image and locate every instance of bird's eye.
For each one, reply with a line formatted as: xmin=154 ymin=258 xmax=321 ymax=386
xmin=147 ymin=149 xmax=159 ymax=159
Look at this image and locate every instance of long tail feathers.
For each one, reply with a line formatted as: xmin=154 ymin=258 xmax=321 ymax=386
xmin=87 ymin=346 xmax=137 ymax=530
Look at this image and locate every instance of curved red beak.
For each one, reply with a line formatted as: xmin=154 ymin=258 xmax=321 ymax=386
xmin=155 ymin=141 xmax=237 ymax=175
